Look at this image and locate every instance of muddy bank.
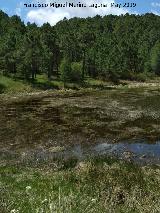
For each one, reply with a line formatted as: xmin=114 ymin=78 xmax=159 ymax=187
xmin=0 ymin=85 xmax=160 ymax=165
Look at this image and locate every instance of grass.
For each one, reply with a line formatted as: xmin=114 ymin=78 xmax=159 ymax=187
xmin=0 ymin=157 xmax=160 ymax=213
xmin=33 ymin=75 xmax=64 ymax=90
xmin=0 ymin=74 xmax=114 ymax=94
xmin=84 ymin=78 xmax=111 ymax=89
xmin=31 ymin=75 xmax=118 ymax=91
xmin=1 ymin=73 xmax=160 ymax=95
xmin=0 ymin=75 xmax=34 ymax=94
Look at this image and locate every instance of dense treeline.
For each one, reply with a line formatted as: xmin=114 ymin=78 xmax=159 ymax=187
xmin=0 ymin=10 xmax=160 ymax=83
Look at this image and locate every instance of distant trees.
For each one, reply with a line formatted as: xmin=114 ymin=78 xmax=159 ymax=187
xmin=17 ymin=23 xmax=41 ymax=80
xmin=60 ymin=58 xmax=71 ymax=84
xmin=0 ymin=10 xmax=160 ymax=83
xmin=0 ymin=14 xmax=26 ymax=77
xmin=60 ymin=59 xmax=82 ymax=85
xmin=41 ymin=23 xmax=59 ymax=79
xmin=150 ymin=41 xmax=160 ymax=75
xmin=70 ymin=62 xmax=83 ymax=82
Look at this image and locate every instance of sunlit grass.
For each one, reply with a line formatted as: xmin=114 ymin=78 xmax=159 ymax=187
xmin=1 ymin=157 xmax=160 ymax=213
xmin=0 ymin=75 xmax=33 ymax=94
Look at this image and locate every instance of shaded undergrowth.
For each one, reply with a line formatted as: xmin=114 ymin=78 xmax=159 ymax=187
xmin=0 ymin=83 xmax=6 ymax=94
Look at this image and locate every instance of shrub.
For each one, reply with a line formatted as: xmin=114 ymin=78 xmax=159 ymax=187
xmin=70 ymin=62 xmax=82 ymax=82
xmin=150 ymin=41 xmax=160 ymax=75
xmin=59 ymin=58 xmax=71 ymax=83
xmin=60 ymin=60 xmax=82 ymax=83
xmin=135 ymin=73 xmax=147 ymax=82
xmin=109 ymin=71 xmax=120 ymax=84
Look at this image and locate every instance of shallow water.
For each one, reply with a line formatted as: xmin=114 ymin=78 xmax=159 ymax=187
xmin=1 ymin=139 xmax=159 ymax=166
xmin=93 ymin=140 xmax=160 ymax=164
xmin=64 ymin=139 xmax=160 ymax=164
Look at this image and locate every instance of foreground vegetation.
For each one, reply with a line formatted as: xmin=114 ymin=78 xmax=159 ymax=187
xmin=1 ymin=156 xmax=160 ymax=213
xmin=0 ymin=81 xmax=160 ymax=212
xmin=1 ymin=75 xmax=160 ymax=213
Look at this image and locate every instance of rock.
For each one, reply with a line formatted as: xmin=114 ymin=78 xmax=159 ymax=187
xmin=48 ymin=146 xmax=65 ymax=153
xmin=141 ymin=154 xmax=147 ymax=159
xmin=76 ymin=161 xmax=91 ymax=171
xmin=123 ymin=151 xmax=133 ymax=159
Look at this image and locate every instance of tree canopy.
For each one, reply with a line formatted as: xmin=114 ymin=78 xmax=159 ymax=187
xmin=0 ymin=10 xmax=160 ymax=83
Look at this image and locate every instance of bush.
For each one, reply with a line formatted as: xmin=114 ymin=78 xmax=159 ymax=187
xmin=70 ymin=62 xmax=82 ymax=82
xmin=120 ymin=71 xmax=135 ymax=81
xmin=135 ymin=73 xmax=147 ymax=82
xmin=144 ymin=61 xmax=152 ymax=73
xmin=109 ymin=71 xmax=120 ymax=84
xmin=59 ymin=58 xmax=71 ymax=83
xmin=60 ymin=59 xmax=82 ymax=83
xmin=150 ymin=41 xmax=160 ymax=75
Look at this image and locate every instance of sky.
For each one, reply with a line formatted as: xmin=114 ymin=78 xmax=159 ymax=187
xmin=0 ymin=0 xmax=160 ymax=25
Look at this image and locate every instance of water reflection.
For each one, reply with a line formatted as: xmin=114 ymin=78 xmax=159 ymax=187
xmin=1 ymin=139 xmax=160 ymax=165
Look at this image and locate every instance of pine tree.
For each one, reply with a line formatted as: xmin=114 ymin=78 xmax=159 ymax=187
xmin=150 ymin=41 xmax=160 ymax=75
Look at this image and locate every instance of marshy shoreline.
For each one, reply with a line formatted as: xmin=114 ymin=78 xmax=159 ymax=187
xmin=1 ymin=81 xmax=160 ymax=212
